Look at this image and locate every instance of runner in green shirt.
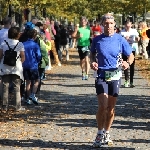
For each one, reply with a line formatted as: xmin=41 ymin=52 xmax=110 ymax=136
xmin=72 ymin=17 xmax=92 ymax=80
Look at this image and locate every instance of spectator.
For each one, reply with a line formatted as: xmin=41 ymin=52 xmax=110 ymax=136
xmin=92 ymin=21 xmax=102 ymax=37
xmin=23 ymin=29 xmax=41 ymax=105
xmin=68 ymin=22 xmax=74 ymax=48
xmin=0 ymin=27 xmax=25 ymax=111
xmin=34 ymin=26 xmax=49 ymax=92
xmin=0 ymin=17 xmax=12 ymax=100
xmin=141 ymin=22 xmax=149 ymax=59
xmin=43 ymin=23 xmax=61 ymax=66
xmin=58 ymin=25 xmax=69 ymax=61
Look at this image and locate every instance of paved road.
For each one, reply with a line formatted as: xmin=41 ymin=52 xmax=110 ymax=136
xmin=0 ymin=49 xmax=150 ymax=150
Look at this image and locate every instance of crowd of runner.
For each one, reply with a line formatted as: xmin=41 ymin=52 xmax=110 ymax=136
xmin=0 ymin=14 xmax=149 ymax=148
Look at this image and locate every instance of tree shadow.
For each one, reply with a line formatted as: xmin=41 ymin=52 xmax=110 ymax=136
xmin=0 ymin=90 xmax=149 ymax=133
xmin=0 ymin=139 xmax=136 ymax=150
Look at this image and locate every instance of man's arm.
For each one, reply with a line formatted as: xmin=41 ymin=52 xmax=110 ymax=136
xmin=135 ymin=29 xmax=140 ymax=42
xmin=51 ymin=25 xmax=56 ymax=35
xmin=90 ymin=52 xmax=96 ymax=64
xmin=90 ymin=27 xmax=93 ymax=38
xmin=72 ymin=25 xmax=78 ymax=38
xmin=122 ymin=52 xmax=134 ymax=70
xmin=121 ymin=36 xmax=135 ymax=70
xmin=20 ymin=51 xmax=25 ymax=63
xmin=90 ymin=38 xmax=98 ymax=71
xmin=127 ymin=52 xmax=134 ymax=65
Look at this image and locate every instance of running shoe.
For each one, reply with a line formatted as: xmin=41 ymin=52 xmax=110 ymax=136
xmin=130 ymin=82 xmax=135 ymax=88
xmin=85 ymin=74 xmax=89 ymax=80
xmin=26 ymin=98 xmax=33 ymax=105
xmin=93 ymin=134 xmax=104 ymax=148
xmin=82 ymin=72 xmax=86 ymax=80
xmin=104 ymin=133 xmax=113 ymax=145
xmin=32 ymin=96 xmax=38 ymax=105
xmin=124 ymin=80 xmax=130 ymax=87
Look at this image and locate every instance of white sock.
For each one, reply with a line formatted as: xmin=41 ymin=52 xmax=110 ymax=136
xmin=104 ymin=129 xmax=109 ymax=134
xmin=97 ymin=129 xmax=104 ymax=135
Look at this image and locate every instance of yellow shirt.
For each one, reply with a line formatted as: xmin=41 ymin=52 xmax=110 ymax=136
xmin=45 ymin=40 xmax=51 ymax=52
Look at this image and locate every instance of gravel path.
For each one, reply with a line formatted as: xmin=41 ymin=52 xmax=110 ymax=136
xmin=0 ymin=49 xmax=149 ymax=150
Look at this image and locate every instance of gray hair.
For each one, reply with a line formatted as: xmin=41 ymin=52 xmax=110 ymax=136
xmin=80 ymin=16 xmax=88 ymax=22
xmin=101 ymin=13 xmax=114 ymax=24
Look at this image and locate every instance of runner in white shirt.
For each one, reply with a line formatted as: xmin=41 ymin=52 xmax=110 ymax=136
xmin=120 ymin=20 xmax=139 ymax=87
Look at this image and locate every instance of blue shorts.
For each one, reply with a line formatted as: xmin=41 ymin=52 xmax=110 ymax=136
xmin=95 ymin=78 xmax=121 ymax=97
xmin=23 ymin=69 xmax=40 ymax=80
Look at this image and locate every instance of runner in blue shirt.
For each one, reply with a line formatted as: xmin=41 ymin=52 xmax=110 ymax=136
xmin=90 ymin=13 xmax=134 ymax=148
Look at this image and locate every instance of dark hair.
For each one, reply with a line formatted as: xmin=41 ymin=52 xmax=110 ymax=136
xmin=2 ymin=17 xmax=12 ymax=25
xmin=125 ymin=20 xmax=132 ymax=24
xmin=8 ymin=27 xmax=20 ymax=39
xmin=27 ymin=29 xmax=37 ymax=39
xmin=35 ymin=22 xmax=43 ymax=27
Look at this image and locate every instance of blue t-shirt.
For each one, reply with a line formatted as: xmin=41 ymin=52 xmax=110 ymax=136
xmin=90 ymin=33 xmax=132 ymax=77
xmin=23 ymin=39 xmax=41 ymax=70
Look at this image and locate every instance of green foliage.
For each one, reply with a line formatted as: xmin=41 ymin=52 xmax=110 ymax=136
xmin=0 ymin=0 xmax=150 ymax=21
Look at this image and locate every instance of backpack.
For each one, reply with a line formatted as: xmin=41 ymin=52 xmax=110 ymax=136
xmin=60 ymin=28 xmax=68 ymax=45
xmin=3 ymin=40 xmax=19 ymax=66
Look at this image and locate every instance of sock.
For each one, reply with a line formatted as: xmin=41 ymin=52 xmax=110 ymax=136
xmin=104 ymin=129 xmax=109 ymax=134
xmin=97 ymin=129 xmax=104 ymax=135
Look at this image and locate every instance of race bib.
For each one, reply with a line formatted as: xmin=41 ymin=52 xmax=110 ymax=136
xmin=81 ymin=46 xmax=89 ymax=52
xmin=105 ymin=68 xmax=122 ymax=81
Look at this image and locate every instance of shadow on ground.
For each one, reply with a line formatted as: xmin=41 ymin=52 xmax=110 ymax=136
xmin=0 ymin=90 xmax=150 ymax=131
xmin=0 ymin=139 xmax=136 ymax=150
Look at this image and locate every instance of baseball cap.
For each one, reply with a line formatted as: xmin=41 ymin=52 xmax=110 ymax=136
xmin=24 ymin=22 xmax=35 ymax=30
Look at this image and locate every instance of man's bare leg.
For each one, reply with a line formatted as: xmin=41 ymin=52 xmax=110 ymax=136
xmin=80 ymin=58 xmax=85 ymax=72
xmin=96 ymin=93 xmax=108 ymax=131
xmin=85 ymin=56 xmax=90 ymax=75
xmin=104 ymin=96 xmax=117 ymax=131
xmin=32 ymin=79 xmax=39 ymax=94
xmin=26 ymin=80 xmax=31 ymax=98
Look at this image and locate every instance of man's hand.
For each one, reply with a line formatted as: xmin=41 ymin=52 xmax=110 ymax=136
xmin=75 ymin=26 xmax=79 ymax=32
xmin=122 ymin=61 xmax=130 ymax=70
xmin=79 ymin=33 xmax=83 ymax=38
xmin=90 ymin=62 xmax=98 ymax=71
xmin=125 ymin=36 xmax=130 ymax=40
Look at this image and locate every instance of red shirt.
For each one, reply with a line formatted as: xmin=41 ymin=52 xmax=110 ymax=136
xmin=92 ymin=26 xmax=102 ymax=37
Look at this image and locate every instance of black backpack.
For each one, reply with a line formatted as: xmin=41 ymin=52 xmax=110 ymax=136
xmin=3 ymin=40 xmax=19 ymax=66
xmin=60 ymin=28 xmax=68 ymax=45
